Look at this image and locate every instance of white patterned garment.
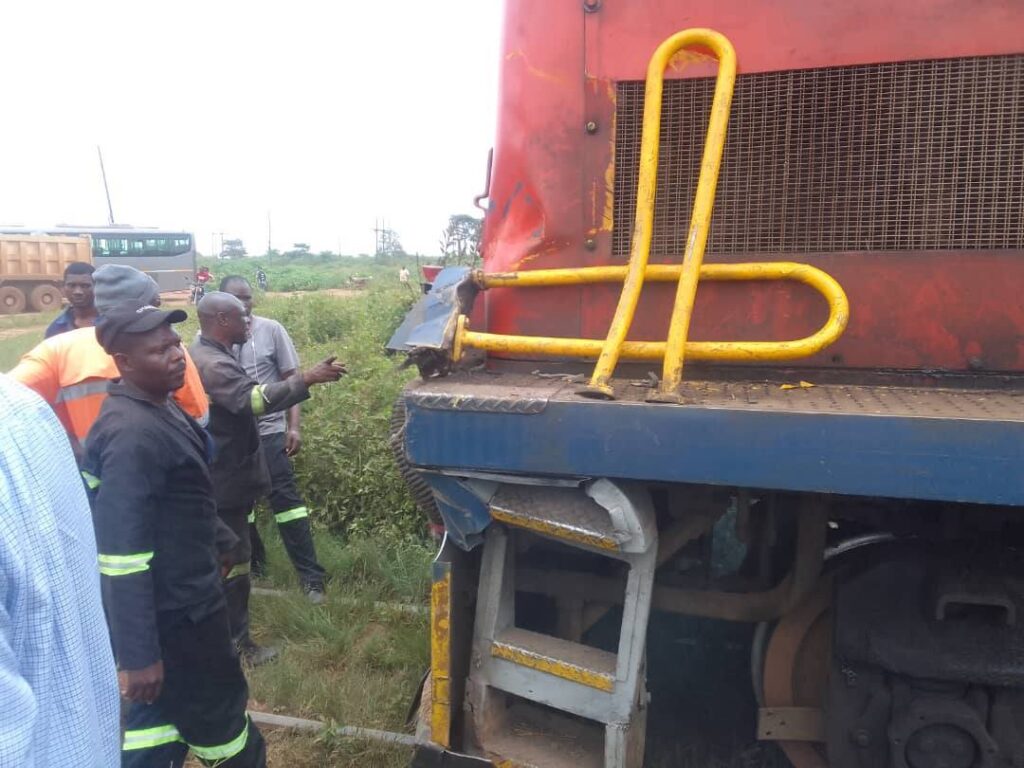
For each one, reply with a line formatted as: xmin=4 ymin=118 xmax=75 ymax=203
xmin=0 ymin=374 xmax=120 ymax=767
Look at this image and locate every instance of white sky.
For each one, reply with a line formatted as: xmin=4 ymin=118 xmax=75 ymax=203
xmin=0 ymin=1 xmax=502 ymax=258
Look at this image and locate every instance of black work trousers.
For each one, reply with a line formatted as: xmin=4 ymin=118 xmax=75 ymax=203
xmin=219 ymin=505 xmax=253 ymax=647
xmin=249 ymin=430 xmax=326 ymax=591
xmin=121 ymin=606 xmax=266 ymax=767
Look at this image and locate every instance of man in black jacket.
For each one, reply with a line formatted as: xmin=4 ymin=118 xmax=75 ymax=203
xmin=84 ymin=301 xmax=266 ymax=768
xmin=190 ymin=292 xmax=345 ymax=664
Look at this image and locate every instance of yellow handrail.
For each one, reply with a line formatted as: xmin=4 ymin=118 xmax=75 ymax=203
xmin=445 ymin=29 xmax=850 ymax=396
xmin=585 ymin=29 xmax=736 ymax=399
xmin=453 ymin=263 xmax=849 ymax=364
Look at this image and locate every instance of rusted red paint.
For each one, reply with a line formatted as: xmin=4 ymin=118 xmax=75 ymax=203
xmin=482 ymin=0 xmax=1024 ymax=373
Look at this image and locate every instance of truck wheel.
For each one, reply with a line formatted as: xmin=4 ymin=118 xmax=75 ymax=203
xmin=0 ymin=286 xmax=27 ymax=314
xmin=29 ymin=284 xmax=63 ymax=312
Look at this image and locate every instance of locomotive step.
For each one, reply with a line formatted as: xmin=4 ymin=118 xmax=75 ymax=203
xmin=478 ymin=701 xmax=604 ymax=768
xmin=491 ymin=627 xmax=617 ymax=693
xmin=489 ymin=484 xmax=641 ymax=553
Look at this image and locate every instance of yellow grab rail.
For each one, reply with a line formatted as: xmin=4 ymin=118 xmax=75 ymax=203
xmin=586 ymin=28 xmax=736 ymax=399
xmin=453 ymin=263 xmax=849 ymax=365
xmin=446 ymin=29 xmax=850 ymax=396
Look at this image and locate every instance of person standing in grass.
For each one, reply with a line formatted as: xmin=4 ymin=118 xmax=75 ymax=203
xmin=45 ymin=261 xmax=99 ymax=337
xmin=220 ymin=275 xmax=329 ymax=604
xmin=84 ymin=302 xmax=266 ymax=767
xmin=190 ymin=292 xmax=345 ymax=666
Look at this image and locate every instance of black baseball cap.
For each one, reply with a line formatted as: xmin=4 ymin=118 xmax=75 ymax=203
xmin=96 ymin=301 xmax=187 ymax=353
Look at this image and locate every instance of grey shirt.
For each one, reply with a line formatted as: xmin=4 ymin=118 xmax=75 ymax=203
xmin=237 ymin=315 xmax=300 ymax=437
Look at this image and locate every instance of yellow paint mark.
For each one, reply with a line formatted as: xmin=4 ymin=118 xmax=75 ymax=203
xmin=490 ymin=507 xmax=619 ymax=551
xmin=602 ymin=135 xmax=616 ymax=233
xmin=780 ymin=381 xmax=816 ymax=390
xmin=491 ymin=641 xmax=615 ymax=692
xmin=667 ymin=48 xmax=717 ymax=73
xmin=505 ymin=50 xmax=565 ymax=85
xmin=430 ymin=571 xmax=452 ymax=748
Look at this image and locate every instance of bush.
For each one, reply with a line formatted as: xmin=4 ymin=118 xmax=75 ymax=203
xmin=254 ymin=286 xmax=421 ymax=538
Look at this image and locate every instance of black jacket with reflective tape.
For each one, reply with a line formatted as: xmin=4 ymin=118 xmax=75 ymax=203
xmin=83 ymin=382 xmax=238 ymax=670
xmin=189 ymin=335 xmax=310 ymax=509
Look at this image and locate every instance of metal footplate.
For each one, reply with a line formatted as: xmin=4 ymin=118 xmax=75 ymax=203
xmin=466 ymin=479 xmax=658 ymax=768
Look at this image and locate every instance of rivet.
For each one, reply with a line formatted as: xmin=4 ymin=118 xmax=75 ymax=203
xmin=585 ymin=120 xmax=598 ymax=134
xmin=584 ymin=238 xmax=597 ymax=251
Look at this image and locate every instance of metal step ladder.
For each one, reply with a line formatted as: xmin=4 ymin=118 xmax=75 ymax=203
xmin=466 ymin=480 xmax=658 ymax=768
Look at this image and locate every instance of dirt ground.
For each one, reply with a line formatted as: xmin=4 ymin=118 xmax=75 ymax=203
xmin=0 ymin=326 xmax=42 ymax=341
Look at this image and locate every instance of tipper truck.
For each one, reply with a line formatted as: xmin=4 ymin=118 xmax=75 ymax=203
xmin=0 ymin=234 xmax=92 ymax=314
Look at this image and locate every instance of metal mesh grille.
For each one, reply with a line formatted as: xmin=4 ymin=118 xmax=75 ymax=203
xmin=612 ymin=55 xmax=1024 ymax=255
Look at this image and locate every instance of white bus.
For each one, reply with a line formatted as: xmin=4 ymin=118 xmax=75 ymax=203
xmin=0 ymin=225 xmax=197 ymax=293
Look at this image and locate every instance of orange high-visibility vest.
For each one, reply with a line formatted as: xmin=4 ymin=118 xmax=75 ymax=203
xmin=9 ymin=326 xmax=209 ymax=444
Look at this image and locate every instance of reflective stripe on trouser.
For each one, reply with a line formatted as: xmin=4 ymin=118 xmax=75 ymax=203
xmin=274 ymin=506 xmax=308 ymax=524
xmin=260 ymin=430 xmax=326 ymax=591
xmin=122 ymin=606 xmax=266 ymax=768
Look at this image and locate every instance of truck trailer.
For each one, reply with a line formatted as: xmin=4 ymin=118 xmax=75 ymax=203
xmin=390 ymin=2 xmax=1024 ymax=766
xmin=0 ymin=234 xmax=92 ymax=313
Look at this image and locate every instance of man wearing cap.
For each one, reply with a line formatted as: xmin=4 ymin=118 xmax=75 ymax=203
xmin=190 ymin=292 xmax=346 ymax=664
xmin=10 ymin=265 xmax=208 ymax=461
xmin=83 ymin=301 xmax=267 ymax=768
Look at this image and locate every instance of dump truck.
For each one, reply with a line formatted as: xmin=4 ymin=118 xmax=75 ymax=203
xmin=0 ymin=234 xmax=92 ymax=314
xmin=389 ymin=2 xmax=1024 ymax=766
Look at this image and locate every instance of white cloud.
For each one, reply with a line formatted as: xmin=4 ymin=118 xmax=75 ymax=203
xmin=0 ymin=0 xmax=501 ymax=257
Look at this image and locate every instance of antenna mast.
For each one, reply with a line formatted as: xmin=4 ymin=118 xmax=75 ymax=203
xmin=97 ymin=146 xmax=115 ymax=225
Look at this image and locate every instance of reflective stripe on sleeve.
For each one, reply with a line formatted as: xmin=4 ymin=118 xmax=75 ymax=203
xmin=98 ymin=552 xmax=154 ymax=577
xmin=188 ymin=715 xmax=250 ymax=761
xmin=250 ymin=385 xmax=268 ymax=416
xmin=81 ymin=471 xmax=101 ymax=490
xmin=275 ymin=506 xmax=308 ymax=524
xmin=247 ymin=511 xmax=256 ymax=524
xmin=226 ymin=562 xmax=251 ymax=580
xmin=122 ymin=723 xmax=182 ymax=751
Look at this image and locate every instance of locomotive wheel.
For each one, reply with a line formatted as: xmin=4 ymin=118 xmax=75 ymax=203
xmin=762 ymin=576 xmax=833 ymax=768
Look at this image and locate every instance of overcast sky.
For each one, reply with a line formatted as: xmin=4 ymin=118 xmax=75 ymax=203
xmin=0 ymin=1 xmax=502 ymax=258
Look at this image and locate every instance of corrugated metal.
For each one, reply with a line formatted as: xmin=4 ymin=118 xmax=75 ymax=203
xmin=613 ymin=55 xmax=1024 ymax=255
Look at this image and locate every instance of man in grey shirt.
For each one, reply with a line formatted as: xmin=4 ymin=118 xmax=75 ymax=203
xmin=220 ymin=276 xmax=328 ymax=603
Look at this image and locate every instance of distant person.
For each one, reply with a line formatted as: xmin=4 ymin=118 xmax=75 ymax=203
xmin=45 ymin=261 xmax=98 ymax=337
xmin=10 ymin=265 xmax=208 ymax=461
xmin=192 ymin=266 xmax=213 ymax=304
xmin=398 ymin=266 xmax=410 ymax=284
xmin=190 ymin=292 xmax=346 ymax=664
xmin=220 ymin=275 xmax=327 ymax=603
xmin=84 ymin=302 xmax=266 ymax=767
xmin=0 ymin=374 xmax=120 ymax=766
xmin=255 ymin=266 xmax=268 ymax=292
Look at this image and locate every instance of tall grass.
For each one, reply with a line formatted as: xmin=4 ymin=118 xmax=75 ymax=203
xmin=256 ymin=287 xmax=422 ymax=537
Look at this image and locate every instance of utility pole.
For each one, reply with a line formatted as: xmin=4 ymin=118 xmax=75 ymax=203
xmin=267 ymin=210 xmax=272 ymax=256
xmin=372 ymin=218 xmax=385 ymax=256
xmin=97 ymin=146 xmax=115 ymax=225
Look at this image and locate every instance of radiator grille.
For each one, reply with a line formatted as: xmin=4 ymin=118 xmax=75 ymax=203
xmin=612 ymin=55 xmax=1024 ymax=255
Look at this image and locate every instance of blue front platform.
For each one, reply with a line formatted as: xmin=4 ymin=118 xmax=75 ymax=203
xmin=404 ymin=374 xmax=1024 ymax=508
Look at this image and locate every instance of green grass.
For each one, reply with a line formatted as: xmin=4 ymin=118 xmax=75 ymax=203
xmin=246 ymin=528 xmax=433 ymax=767
xmin=0 ymin=329 xmax=45 ymax=371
